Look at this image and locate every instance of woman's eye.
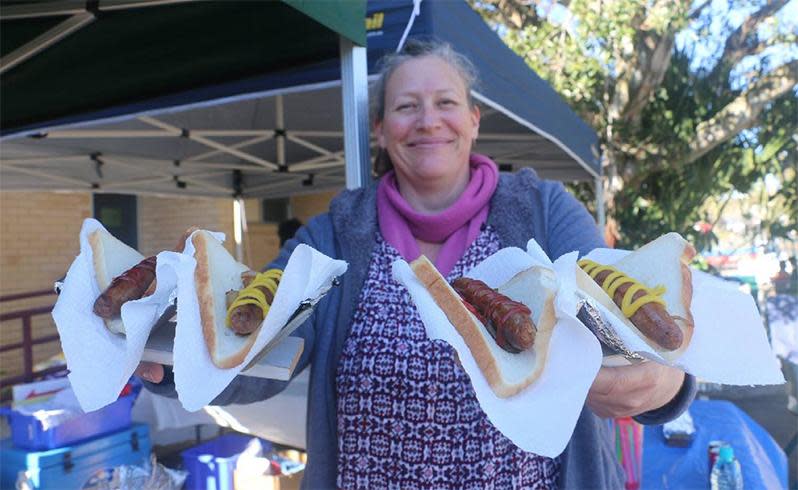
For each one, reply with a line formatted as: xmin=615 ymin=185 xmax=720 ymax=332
xmin=439 ymin=99 xmax=457 ymax=107
xmin=396 ymin=103 xmax=415 ymax=111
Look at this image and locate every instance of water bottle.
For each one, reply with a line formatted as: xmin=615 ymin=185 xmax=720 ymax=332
xmin=710 ymin=445 xmax=743 ymax=490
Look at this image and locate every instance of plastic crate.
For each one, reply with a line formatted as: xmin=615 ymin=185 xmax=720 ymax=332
xmin=0 ymin=423 xmax=150 ymax=490
xmin=1 ymin=386 xmax=138 ymax=451
xmin=181 ymin=433 xmax=274 ymax=490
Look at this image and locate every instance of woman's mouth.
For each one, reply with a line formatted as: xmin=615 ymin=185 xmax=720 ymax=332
xmin=408 ymin=138 xmax=452 ymax=148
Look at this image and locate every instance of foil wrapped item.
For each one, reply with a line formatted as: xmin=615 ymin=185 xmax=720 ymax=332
xmin=576 ymin=297 xmax=644 ymax=363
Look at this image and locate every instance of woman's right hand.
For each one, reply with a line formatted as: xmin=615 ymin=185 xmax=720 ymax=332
xmin=134 ymin=361 xmax=165 ymax=383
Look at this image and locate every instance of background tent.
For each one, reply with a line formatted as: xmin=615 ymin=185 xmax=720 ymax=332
xmin=0 ymin=0 xmax=603 ymax=220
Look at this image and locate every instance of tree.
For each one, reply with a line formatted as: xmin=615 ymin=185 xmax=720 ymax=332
xmin=470 ymin=0 xmax=797 ymax=250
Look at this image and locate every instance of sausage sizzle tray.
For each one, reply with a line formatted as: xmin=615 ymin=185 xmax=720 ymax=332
xmin=52 ymin=284 xmax=318 ymax=381
xmin=140 ymin=291 xmax=325 ymax=381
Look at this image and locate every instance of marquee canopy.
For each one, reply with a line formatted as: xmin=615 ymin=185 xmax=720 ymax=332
xmin=0 ymin=0 xmax=601 ymax=200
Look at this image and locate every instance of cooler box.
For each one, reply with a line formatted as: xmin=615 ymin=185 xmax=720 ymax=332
xmin=1 ymin=380 xmax=139 ymax=450
xmin=181 ymin=433 xmax=274 ymax=490
xmin=1 ymin=392 xmax=137 ymax=451
xmin=0 ymin=423 xmax=150 ymax=490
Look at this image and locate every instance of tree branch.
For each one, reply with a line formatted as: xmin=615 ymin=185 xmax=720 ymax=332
xmin=470 ymin=0 xmax=543 ymax=30
xmin=687 ymin=59 xmax=798 ymax=164
xmin=709 ymin=0 xmax=789 ymax=82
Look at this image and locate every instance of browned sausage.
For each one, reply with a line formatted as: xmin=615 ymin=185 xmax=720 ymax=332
xmin=590 ymin=269 xmax=683 ymax=350
xmin=93 ymin=256 xmax=157 ymax=319
xmin=452 ymin=277 xmax=536 ymax=353
xmin=228 ymin=271 xmax=278 ymax=335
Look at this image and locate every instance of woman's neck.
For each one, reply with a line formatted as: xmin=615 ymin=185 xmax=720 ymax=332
xmin=395 ymin=169 xmax=470 ymax=213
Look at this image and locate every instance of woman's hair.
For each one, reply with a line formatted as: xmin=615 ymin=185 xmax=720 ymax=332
xmin=371 ymin=39 xmax=480 ymax=177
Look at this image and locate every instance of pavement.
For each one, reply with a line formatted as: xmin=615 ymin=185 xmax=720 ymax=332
xmin=699 ymin=373 xmax=798 ymax=489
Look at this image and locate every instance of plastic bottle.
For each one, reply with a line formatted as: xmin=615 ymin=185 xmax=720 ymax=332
xmin=710 ymin=445 xmax=743 ymax=490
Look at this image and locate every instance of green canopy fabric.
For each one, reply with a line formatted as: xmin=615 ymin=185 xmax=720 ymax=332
xmin=0 ymin=0 xmax=366 ymax=132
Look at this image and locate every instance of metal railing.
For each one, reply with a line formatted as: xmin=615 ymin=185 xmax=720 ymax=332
xmin=0 ymin=288 xmax=64 ymax=389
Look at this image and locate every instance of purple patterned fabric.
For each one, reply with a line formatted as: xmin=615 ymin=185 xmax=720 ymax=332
xmin=336 ymin=227 xmax=560 ymax=489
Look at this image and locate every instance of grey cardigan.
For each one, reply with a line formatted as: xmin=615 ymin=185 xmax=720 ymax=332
xmin=145 ymin=169 xmax=695 ymax=489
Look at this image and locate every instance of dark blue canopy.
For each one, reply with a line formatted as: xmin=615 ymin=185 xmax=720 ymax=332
xmin=1 ymin=0 xmax=600 ymax=199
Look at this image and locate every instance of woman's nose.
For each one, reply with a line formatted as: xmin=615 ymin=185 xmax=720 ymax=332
xmin=415 ymin=105 xmax=441 ymax=130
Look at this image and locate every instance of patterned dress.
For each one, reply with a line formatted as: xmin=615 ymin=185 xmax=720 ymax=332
xmin=336 ymin=226 xmax=560 ymax=489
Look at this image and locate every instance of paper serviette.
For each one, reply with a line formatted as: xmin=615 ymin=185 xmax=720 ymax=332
xmin=392 ymin=246 xmax=602 ymax=457
xmin=168 ymin=232 xmax=348 ymax=412
xmin=52 ymin=219 xmax=175 ymax=412
xmin=580 ymin=247 xmax=784 ymax=385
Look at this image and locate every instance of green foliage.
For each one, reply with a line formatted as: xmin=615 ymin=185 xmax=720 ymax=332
xmin=471 ymin=0 xmax=797 ymax=250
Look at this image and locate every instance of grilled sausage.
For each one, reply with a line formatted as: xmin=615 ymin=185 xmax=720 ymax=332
xmin=93 ymin=256 xmax=157 ymax=319
xmin=452 ymin=277 xmax=536 ymax=353
xmin=227 ymin=269 xmax=282 ymax=335
xmin=588 ymin=268 xmax=683 ymax=350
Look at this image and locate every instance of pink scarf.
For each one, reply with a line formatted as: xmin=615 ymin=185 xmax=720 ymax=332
xmin=377 ymin=153 xmax=499 ymax=277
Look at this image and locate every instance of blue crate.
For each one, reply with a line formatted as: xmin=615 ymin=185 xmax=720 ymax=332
xmin=0 ymin=423 xmax=150 ymax=490
xmin=0 ymin=391 xmax=137 ymax=451
xmin=181 ymin=433 xmax=274 ymax=490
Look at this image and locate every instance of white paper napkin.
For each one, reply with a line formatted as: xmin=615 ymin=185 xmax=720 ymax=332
xmin=392 ymin=246 xmax=602 ymax=457
xmin=581 ymin=247 xmax=784 ymax=385
xmin=166 ymin=232 xmax=348 ymax=412
xmin=52 ymin=219 xmax=176 ymax=412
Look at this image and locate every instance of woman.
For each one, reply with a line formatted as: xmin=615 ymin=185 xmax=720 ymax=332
xmin=140 ymin=40 xmax=695 ymax=489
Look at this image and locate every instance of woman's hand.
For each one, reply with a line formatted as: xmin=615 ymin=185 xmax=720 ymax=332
xmin=134 ymin=361 xmax=165 ymax=384
xmin=587 ymin=362 xmax=684 ymax=418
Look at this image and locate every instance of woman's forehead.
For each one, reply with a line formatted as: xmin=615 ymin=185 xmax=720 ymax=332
xmin=386 ymin=56 xmax=468 ymax=97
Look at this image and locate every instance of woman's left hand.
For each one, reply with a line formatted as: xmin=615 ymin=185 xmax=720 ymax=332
xmin=587 ymin=362 xmax=685 ymax=419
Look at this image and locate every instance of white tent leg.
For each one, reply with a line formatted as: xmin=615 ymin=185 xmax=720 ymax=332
xmin=233 ymin=198 xmax=245 ymax=263
xmin=339 ymin=36 xmax=371 ymax=190
xmin=595 ymin=176 xmax=605 ymax=233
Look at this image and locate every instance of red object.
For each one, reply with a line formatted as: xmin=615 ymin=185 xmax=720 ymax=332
xmin=118 ymin=383 xmax=133 ymax=398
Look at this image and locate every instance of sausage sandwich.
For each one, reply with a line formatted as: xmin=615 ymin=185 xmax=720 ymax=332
xmin=410 ymin=255 xmax=558 ymax=398
xmin=575 ymin=232 xmax=695 ymax=359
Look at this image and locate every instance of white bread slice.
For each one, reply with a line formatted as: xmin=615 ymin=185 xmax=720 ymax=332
xmin=410 ymin=256 xmax=558 ymax=398
xmin=192 ymin=230 xmax=255 ymax=369
xmin=575 ymin=232 xmax=696 ymax=360
xmin=89 ymin=228 xmax=145 ymax=334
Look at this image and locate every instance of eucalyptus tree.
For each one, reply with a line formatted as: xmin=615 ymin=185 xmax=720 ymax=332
xmin=471 ymin=0 xmax=797 ymax=249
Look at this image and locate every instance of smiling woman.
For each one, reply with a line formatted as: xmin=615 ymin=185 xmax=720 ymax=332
xmin=375 ymin=55 xmax=480 ymax=213
xmin=139 ymin=38 xmax=696 ymax=490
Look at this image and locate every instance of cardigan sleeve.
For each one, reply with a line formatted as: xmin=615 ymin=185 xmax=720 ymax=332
xmin=543 ymin=181 xmax=606 ymax=259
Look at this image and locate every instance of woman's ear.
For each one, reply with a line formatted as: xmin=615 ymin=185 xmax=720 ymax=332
xmin=470 ymin=105 xmax=481 ymax=140
xmin=374 ymin=120 xmax=386 ymax=148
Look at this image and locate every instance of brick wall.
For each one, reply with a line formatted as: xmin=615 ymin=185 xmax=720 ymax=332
xmin=138 ymin=196 xmax=235 ymax=257
xmin=0 ymin=190 xmax=338 ymax=381
xmin=0 ymin=191 xmax=91 ymax=381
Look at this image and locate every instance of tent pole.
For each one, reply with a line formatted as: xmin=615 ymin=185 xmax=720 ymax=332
xmin=0 ymin=13 xmax=94 ymax=74
xmin=595 ymin=176 xmax=606 ymax=234
xmin=339 ymin=37 xmax=370 ymax=190
xmin=276 ymin=95 xmax=286 ymax=168
xmin=233 ymin=198 xmax=245 ymax=263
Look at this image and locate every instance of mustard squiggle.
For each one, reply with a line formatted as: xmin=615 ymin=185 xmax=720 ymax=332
xmin=578 ymin=259 xmax=666 ymax=317
xmin=226 ymin=269 xmax=283 ymax=327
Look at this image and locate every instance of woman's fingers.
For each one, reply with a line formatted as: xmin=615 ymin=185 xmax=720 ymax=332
xmin=134 ymin=361 xmax=165 ymax=384
xmin=588 ymin=362 xmax=684 ymax=418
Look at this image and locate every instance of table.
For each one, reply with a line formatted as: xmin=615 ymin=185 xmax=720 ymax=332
xmin=642 ymin=399 xmax=787 ymax=489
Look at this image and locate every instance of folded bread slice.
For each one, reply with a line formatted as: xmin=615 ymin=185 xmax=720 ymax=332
xmin=89 ymin=227 xmax=145 ymax=335
xmin=411 ymin=256 xmax=558 ymax=398
xmin=192 ymin=230 xmax=257 ymax=369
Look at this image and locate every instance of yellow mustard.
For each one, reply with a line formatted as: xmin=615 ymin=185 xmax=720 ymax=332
xmin=226 ymin=269 xmax=283 ymax=327
xmin=578 ymin=259 xmax=666 ymax=317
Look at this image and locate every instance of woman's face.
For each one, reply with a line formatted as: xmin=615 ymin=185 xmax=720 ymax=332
xmin=375 ymin=56 xmax=480 ymax=187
